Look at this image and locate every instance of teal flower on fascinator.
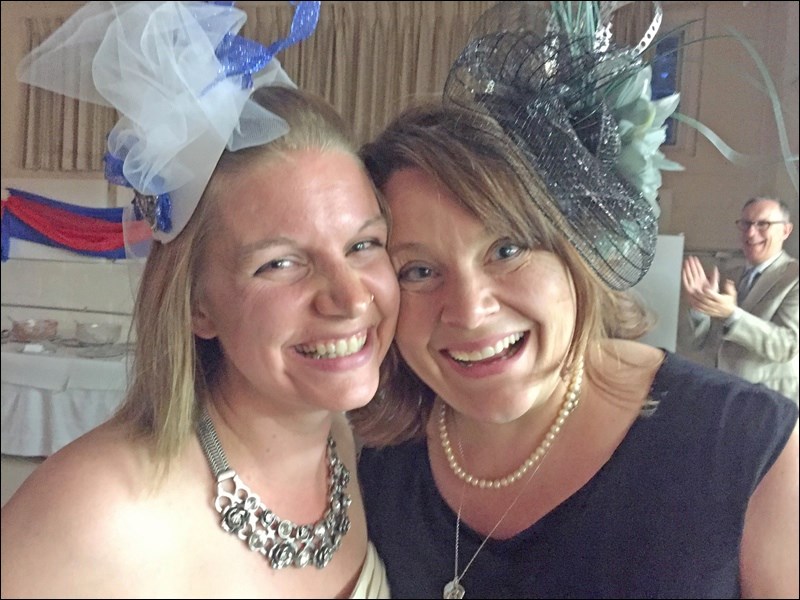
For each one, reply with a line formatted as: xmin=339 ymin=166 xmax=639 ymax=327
xmin=606 ymin=65 xmax=684 ymax=213
xmin=16 ymin=1 xmax=321 ymax=256
xmin=445 ymin=1 xmax=678 ymax=289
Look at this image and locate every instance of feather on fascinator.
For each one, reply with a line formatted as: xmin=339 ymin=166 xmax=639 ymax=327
xmin=16 ymin=1 xmax=321 ymax=255
xmin=445 ymin=1 xmax=681 ymax=290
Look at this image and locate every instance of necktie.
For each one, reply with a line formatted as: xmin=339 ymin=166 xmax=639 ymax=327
xmin=738 ymin=267 xmax=760 ymax=301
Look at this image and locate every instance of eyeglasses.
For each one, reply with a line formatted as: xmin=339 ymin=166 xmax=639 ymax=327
xmin=735 ymin=219 xmax=787 ymax=232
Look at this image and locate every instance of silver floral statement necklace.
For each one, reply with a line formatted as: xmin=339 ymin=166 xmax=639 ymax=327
xmin=197 ymin=408 xmax=352 ymax=569
xmin=440 ymin=357 xmax=584 ymax=599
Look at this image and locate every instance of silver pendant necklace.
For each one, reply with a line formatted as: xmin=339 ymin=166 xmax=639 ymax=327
xmin=197 ymin=408 xmax=352 ymax=569
xmin=442 ymin=358 xmax=584 ymax=599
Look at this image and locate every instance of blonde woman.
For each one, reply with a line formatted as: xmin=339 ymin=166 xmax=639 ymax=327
xmin=2 ymin=3 xmax=396 ymax=597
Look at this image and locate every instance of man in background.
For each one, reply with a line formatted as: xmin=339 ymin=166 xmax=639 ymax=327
xmin=682 ymin=196 xmax=798 ymax=404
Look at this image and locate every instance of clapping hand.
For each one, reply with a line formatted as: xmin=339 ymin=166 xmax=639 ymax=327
xmin=682 ymin=256 xmax=738 ymax=319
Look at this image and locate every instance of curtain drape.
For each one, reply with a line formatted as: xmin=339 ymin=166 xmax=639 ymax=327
xmin=244 ymin=1 xmax=494 ymax=143
xmin=18 ymin=1 xmax=495 ymax=172
xmin=18 ymin=1 xmax=659 ymax=170
xmin=20 ymin=16 xmax=118 ymax=172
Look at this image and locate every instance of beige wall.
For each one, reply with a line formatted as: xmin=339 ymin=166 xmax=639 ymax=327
xmin=1 ymin=0 xmax=797 ymax=500
xmin=1 ymin=456 xmax=43 ymax=507
xmin=1 ymin=2 xmax=137 ymax=334
xmin=3 ymin=1 xmax=797 ymax=243
xmin=1 ymin=0 xmax=798 ymax=318
xmin=657 ymin=1 xmax=798 ymax=256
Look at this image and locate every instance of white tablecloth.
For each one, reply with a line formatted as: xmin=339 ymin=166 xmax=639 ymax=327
xmin=1 ymin=343 xmax=129 ymax=456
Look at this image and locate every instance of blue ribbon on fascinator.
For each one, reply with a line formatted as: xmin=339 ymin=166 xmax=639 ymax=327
xmin=210 ymin=0 xmax=320 ymax=91
xmin=444 ymin=1 xmax=679 ymax=290
xmin=17 ymin=1 xmax=321 ymax=256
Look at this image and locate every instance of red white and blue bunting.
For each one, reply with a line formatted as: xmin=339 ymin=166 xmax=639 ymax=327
xmin=1 ymin=188 xmax=131 ymax=262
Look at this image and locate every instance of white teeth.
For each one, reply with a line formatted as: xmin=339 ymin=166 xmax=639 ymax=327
xmin=448 ymin=332 xmax=524 ymax=363
xmin=299 ymin=334 xmax=367 ymax=359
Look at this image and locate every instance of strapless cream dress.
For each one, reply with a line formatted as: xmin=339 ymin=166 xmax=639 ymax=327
xmin=349 ymin=542 xmax=391 ymax=599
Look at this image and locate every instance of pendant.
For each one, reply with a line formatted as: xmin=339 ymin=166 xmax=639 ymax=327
xmin=443 ymin=578 xmax=465 ymax=599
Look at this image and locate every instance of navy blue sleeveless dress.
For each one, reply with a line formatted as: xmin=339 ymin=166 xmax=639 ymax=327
xmin=358 ymin=352 xmax=798 ymax=598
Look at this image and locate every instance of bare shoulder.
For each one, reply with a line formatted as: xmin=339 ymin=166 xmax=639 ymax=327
xmin=2 ymin=421 xmax=147 ymax=520
xmin=0 ymin=422 xmax=165 ymax=597
xmin=741 ymin=423 xmax=799 ymax=598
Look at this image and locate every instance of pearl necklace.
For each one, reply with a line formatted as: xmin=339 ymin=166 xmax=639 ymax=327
xmin=441 ymin=357 xmax=585 ymax=599
xmin=438 ymin=357 xmax=584 ymax=489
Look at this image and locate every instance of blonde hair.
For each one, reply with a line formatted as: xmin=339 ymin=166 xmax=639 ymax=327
xmin=349 ymin=103 xmax=652 ymax=447
xmin=113 ymin=86 xmax=363 ymax=478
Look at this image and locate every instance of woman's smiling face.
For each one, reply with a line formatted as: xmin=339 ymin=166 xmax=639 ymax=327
xmin=191 ymin=149 xmax=399 ymax=414
xmin=384 ymin=167 xmax=577 ymax=423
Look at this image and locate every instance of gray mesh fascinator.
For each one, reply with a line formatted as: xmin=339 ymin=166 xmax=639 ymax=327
xmin=16 ymin=1 xmax=321 ymax=255
xmin=445 ymin=1 xmax=682 ymax=290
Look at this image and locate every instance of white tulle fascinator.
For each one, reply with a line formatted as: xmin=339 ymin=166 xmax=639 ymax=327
xmin=16 ymin=0 xmax=321 ymax=255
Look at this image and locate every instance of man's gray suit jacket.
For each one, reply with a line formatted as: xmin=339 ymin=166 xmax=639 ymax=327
xmin=687 ymin=250 xmax=799 ymax=404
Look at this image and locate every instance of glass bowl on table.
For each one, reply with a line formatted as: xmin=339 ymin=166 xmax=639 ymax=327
xmin=10 ymin=318 xmax=59 ymax=342
xmin=74 ymin=322 xmax=122 ymax=346
xmin=7 ymin=318 xmax=59 ymax=354
xmin=73 ymin=322 xmax=127 ymax=358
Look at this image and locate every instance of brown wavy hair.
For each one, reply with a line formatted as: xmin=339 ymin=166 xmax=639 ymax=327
xmin=349 ymin=103 xmax=653 ymax=447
